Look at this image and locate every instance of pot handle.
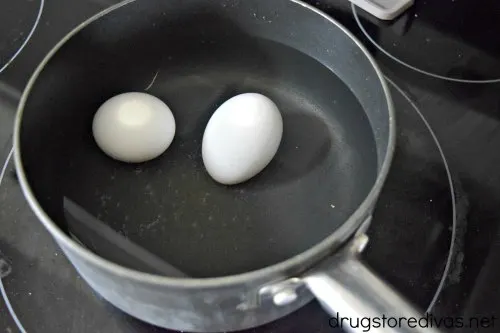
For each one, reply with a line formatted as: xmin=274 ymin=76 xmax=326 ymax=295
xmin=303 ymin=234 xmax=442 ymax=333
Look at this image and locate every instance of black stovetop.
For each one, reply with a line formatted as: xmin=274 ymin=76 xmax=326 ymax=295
xmin=1 ymin=0 xmax=500 ymax=332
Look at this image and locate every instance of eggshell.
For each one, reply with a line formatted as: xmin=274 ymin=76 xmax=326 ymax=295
xmin=92 ymin=92 xmax=176 ymax=163
xmin=202 ymin=93 xmax=283 ymax=185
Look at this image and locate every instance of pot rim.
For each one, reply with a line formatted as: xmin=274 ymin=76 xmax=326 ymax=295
xmin=13 ymin=0 xmax=396 ymax=289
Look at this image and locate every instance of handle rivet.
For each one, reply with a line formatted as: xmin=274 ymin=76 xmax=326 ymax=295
xmin=272 ymin=289 xmax=298 ymax=306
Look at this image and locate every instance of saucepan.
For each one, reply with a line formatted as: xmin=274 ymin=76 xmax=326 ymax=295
xmin=13 ymin=0 xmax=439 ymax=332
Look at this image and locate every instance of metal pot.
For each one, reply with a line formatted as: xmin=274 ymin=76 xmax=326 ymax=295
xmin=14 ymin=0 xmax=438 ymax=332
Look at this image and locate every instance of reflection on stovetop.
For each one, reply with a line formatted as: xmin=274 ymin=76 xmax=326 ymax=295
xmin=2 ymin=0 xmax=500 ymax=332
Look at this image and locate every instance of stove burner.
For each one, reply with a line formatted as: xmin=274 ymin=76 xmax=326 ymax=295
xmin=381 ymin=77 xmax=456 ymax=314
xmin=0 ymin=0 xmax=44 ymax=74
xmin=0 ymin=148 xmax=24 ymax=333
xmin=353 ymin=1 xmax=500 ymax=83
xmin=0 ymin=77 xmax=456 ymax=332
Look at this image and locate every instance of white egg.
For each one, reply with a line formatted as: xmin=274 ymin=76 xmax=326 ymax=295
xmin=202 ymin=93 xmax=283 ymax=185
xmin=92 ymin=92 xmax=176 ymax=163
